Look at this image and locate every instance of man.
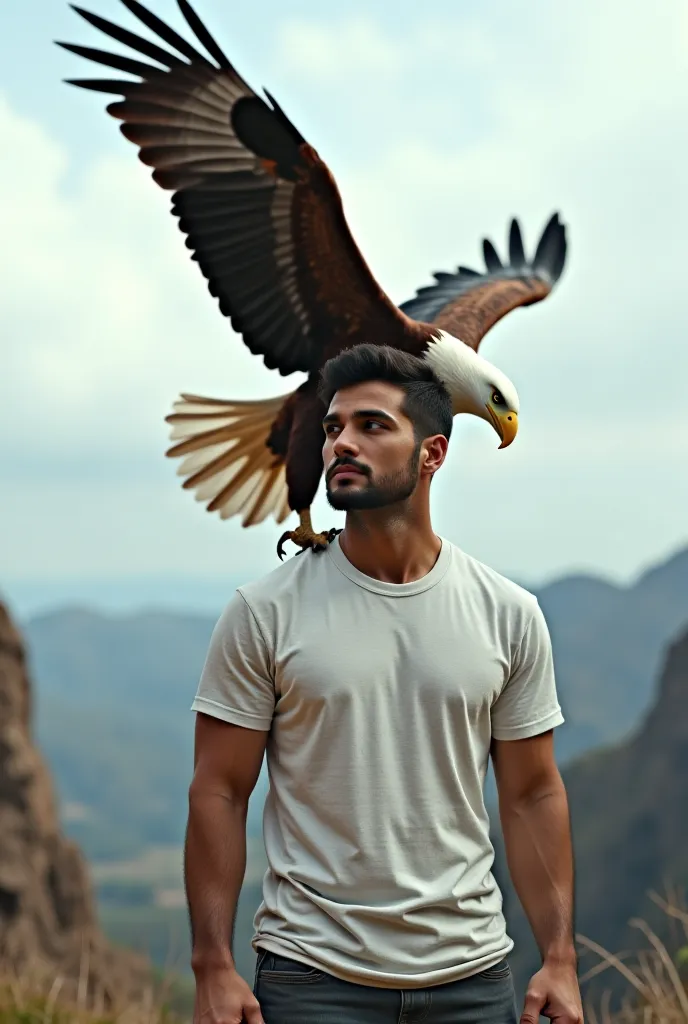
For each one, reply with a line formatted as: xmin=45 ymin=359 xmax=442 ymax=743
xmin=184 ymin=344 xmax=583 ymax=1024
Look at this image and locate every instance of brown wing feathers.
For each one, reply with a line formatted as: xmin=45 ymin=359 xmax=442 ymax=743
xmin=398 ymin=213 xmax=567 ymax=351
xmin=56 ymin=0 xmax=408 ymax=379
xmin=58 ymin=2 xmax=324 ymax=374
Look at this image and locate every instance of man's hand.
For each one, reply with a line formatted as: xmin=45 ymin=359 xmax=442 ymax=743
xmin=193 ymin=966 xmax=264 ymax=1024
xmin=520 ymin=961 xmax=583 ymax=1023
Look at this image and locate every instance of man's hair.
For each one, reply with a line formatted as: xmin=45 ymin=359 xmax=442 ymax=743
xmin=317 ymin=344 xmax=453 ymax=442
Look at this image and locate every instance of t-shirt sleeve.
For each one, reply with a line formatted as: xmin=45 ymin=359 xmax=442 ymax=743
xmin=190 ymin=589 xmax=275 ymax=732
xmin=491 ymin=598 xmax=564 ymax=741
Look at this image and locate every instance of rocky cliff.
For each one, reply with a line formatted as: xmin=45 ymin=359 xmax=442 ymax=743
xmin=495 ymin=619 xmax=688 ymax=1005
xmin=0 ymin=600 xmax=153 ymax=1006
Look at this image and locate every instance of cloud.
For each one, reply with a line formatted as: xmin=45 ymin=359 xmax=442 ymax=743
xmin=2 ymin=0 xmax=688 ymax=584
xmin=276 ymin=17 xmax=406 ymax=81
xmin=1 ymin=91 xmax=303 ymax=450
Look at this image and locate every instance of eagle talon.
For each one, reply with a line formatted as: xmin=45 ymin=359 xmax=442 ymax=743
xmin=276 ymin=521 xmax=341 ymax=560
xmin=276 ymin=530 xmax=292 ymax=561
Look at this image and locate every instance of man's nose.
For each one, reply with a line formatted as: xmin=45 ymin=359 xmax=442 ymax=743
xmin=332 ymin=428 xmax=359 ymax=457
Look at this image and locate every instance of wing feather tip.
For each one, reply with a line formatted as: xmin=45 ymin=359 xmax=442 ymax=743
xmin=532 ymin=210 xmax=568 ymax=284
xmin=164 ymin=390 xmax=293 ymax=528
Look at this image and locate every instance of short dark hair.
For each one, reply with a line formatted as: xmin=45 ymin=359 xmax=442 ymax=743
xmin=317 ymin=343 xmax=453 ymax=442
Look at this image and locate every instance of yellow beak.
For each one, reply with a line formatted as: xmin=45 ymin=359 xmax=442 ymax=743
xmin=486 ymin=405 xmax=519 ymax=449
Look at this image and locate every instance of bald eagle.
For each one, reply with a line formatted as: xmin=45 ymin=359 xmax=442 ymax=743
xmin=57 ymin=0 xmax=567 ymax=558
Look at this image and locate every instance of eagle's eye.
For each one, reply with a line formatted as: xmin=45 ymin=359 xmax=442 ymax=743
xmin=492 ymin=390 xmax=505 ymax=406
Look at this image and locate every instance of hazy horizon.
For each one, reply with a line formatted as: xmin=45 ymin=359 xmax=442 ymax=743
xmin=4 ymin=534 xmax=687 ymax=622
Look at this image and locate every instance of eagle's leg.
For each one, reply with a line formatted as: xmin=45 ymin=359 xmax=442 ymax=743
xmin=277 ymin=509 xmax=341 ymax=560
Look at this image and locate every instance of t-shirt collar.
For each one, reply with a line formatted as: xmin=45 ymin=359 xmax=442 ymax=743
xmin=325 ymin=532 xmax=453 ymax=597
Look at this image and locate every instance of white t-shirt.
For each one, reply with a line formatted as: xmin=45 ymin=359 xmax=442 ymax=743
xmin=192 ymin=535 xmax=564 ymax=989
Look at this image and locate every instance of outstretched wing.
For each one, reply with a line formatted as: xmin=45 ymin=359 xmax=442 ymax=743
xmin=398 ymin=213 xmax=567 ymax=351
xmin=165 ymin=391 xmax=293 ymax=526
xmin=57 ymin=0 xmax=409 ymax=377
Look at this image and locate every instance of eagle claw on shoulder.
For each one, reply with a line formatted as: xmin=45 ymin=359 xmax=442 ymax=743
xmin=277 ymin=526 xmax=342 ymax=561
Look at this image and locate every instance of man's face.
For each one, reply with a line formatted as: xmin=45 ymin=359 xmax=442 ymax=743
xmin=322 ymin=381 xmax=423 ymax=512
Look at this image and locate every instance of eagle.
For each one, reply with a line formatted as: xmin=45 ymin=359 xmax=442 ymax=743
xmin=57 ymin=0 xmax=568 ymax=559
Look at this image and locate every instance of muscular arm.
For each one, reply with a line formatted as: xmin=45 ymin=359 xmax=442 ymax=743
xmin=184 ymin=711 xmax=267 ymax=973
xmin=491 ymin=729 xmax=576 ymax=968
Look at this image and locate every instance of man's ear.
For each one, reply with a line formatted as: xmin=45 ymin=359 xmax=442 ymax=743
xmin=421 ymin=434 xmax=449 ymax=476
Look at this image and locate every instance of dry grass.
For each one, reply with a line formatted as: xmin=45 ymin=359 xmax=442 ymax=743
xmin=1 ymin=889 xmax=687 ymax=1024
xmin=0 ymin=953 xmax=187 ymax=1024
xmin=577 ymin=889 xmax=688 ymax=1023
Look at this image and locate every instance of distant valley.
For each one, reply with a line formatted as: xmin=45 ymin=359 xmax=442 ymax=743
xmin=12 ymin=544 xmax=688 ymax=863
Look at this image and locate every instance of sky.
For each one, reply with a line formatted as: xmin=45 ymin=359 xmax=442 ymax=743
xmin=2 ymin=0 xmax=688 ymax=614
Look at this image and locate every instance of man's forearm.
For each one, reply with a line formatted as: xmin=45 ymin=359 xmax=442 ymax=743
xmin=499 ymin=777 xmax=576 ymax=965
xmin=184 ymin=785 xmax=248 ymax=972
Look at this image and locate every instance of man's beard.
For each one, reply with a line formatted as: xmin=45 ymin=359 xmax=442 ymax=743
xmin=325 ymin=443 xmax=421 ymax=512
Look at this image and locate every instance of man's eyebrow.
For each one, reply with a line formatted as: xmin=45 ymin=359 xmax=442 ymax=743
xmin=322 ymin=408 xmax=396 ymax=426
xmin=355 ymin=409 xmax=396 ymax=423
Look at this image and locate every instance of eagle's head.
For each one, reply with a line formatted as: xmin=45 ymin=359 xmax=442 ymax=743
xmin=423 ymin=330 xmax=519 ymax=449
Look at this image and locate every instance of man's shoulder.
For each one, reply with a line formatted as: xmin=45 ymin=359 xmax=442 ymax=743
xmin=447 ymin=541 xmax=539 ymax=615
xmin=236 ymin=545 xmax=331 ymax=610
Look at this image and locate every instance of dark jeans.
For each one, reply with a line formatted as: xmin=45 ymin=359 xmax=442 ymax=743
xmin=253 ymin=949 xmax=518 ymax=1023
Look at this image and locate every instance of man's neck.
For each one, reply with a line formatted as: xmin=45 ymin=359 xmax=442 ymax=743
xmin=337 ymin=507 xmax=442 ymax=585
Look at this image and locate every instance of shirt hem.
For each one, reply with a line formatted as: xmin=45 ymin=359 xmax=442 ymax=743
xmin=252 ymin=935 xmax=515 ymax=989
xmin=491 ymin=708 xmax=565 ymax=741
xmin=190 ymin=696 xmax=272 ymax=731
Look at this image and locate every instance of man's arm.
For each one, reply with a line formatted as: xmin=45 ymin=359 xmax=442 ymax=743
xmin=491 ymin=730 xmax=582 ymax=1022
xmin=184 ymin=589 xmax=273 ymax=1024
xmin=184 ymin=711 xmax=267 ymax=972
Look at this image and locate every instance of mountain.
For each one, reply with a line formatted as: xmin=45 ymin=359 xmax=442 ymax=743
xmin=0 ymin=599 xmax=153 ymax=1006
xmin=2 ymin=574 xmax=249 ymax=620
xmin=494 ymin=615 xmax=688 ymax=1011
xmin=535 ymin=546 xmax=688 ymax=761
xmin=11 ymin=543 xmax=688 ymax=863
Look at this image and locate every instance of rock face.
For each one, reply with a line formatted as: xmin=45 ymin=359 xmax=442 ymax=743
xmin=0 ymin=600 xmax=153 ymax=1005
xmin=496 ymin=619 xmax=688 ymax=1005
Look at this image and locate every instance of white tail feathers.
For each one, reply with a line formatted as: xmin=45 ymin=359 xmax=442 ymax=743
xmin=165 ymin=392 xmax=293 ymax=527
